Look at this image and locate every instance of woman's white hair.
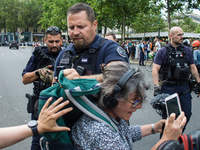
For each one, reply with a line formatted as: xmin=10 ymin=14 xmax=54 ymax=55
xmin=99 ymin=61 xmax=150 ymax=109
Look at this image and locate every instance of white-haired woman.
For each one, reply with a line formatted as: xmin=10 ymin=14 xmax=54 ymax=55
xmin=71 ymin=61 xmax=186 ymax=150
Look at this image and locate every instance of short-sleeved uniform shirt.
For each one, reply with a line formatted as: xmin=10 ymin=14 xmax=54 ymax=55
xmin=139 ymin=43 xmax=144 ymax=52
xmin=154 ymin=43 xmax=194 ymax=66
xmin=54 ymin=35 xmax=129 ymax=77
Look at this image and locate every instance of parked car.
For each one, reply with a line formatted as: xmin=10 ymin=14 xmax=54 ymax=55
xmin=2 ymin=42 xmax=9 ymax=46
xmin=19 ymin=43 xmax=26 ymax=46
xmin=27 ymin=42 xmax=33 ymax=46
xmin=9 ymin=41 xmax=19 ymax=49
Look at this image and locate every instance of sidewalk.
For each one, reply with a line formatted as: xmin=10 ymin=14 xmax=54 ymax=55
xmin=129 ymin=59 xmax=139 ymax=65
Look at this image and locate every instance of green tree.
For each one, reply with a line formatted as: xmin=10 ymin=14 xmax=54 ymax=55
xmin=153 ymin=0 xmax=200 ymax=38
xmin=195 ymin=23 xmax=200 ymax=33
xmin=38 ymin=0 xmax=87 ymax=31
xmin=171 ymin=12 xmax=198 ymax=32
xmin=132 ymin=5 xmax=167 ymax=38
xmin=88 ymin=0 xmax=151 ymax=42
xmin=20 ymin=0 xmax=43 ymax=30
xmin=6 ymin=0 xmax=23 ymax=41
xmin=0 ymin=0 xmax=10 ymax=41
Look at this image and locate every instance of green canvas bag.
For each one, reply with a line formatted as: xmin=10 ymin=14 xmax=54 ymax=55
xmin=38 ymin=70 xmax=119 ymax=146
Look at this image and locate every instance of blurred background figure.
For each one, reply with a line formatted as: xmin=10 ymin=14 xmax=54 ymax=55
xmin=105 ymin=32 xmax=117 ymax=42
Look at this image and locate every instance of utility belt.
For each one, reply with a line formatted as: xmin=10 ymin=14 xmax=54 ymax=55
xmin=40 ymin=137 xmax=75 ymax=150
xmin=164 ymin=80 xmax=188 ymax=86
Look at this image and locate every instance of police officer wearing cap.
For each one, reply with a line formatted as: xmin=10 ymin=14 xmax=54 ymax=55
xmin=152 ymin=26 xmax=200 ymax=132
xmin=22 ymin=26 xmax=63 ymax=150
xmin=53 ymin=3 xmax=128 ymax=83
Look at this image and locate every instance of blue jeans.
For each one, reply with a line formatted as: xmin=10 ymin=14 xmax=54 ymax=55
xmin=161 ymin=84 xmax=192 ymax=132
xmin=139 ymin=51 xmax=144 ymax=65
xmin=144 ymin=50 xmax=147 ymax=60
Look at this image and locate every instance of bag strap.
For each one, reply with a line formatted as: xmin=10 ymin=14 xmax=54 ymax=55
xmin=65 ymin=86 xmax=119 ymax=132
xmin=69 ymin=83 xmax=101 ymax=96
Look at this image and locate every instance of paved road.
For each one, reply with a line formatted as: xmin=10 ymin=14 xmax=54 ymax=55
xmin=0 ymin=46 xmax=199 ymax=149
xmin=0 ymin=46 xmax=33 ymax=150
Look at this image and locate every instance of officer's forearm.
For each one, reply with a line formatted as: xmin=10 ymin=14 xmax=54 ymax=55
xmin=152 ymin=72 xmax=159 ymax=85
xmin=190 ymin=64 xmax=200 ymax=83
xmin=80 ymin=74 xmax=103 ymax=82
xmin=22 ymin=71 xmax=39 ymax=85
xmin=152 ymin=64 xmax=160 ymax=85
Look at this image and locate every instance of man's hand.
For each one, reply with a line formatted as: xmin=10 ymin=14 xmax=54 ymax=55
xmin=38 ymin=65 xmax=54 ymax=83
xmin=195 ymin=83 xmax=200 ymax=97
xmin=63 ymin=68 xmax=80 ymax=80
xmin=154 ymin=119 xmax=166 ymax=133
xmin=37 ymin=97 xmax=73 ymax=134
xmin=154 ymin=84 xmax=161 ymax=96
xmin=162 ymin=112 xmax=186 ymax=141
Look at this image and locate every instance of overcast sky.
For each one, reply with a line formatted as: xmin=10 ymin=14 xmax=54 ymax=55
xmin=193 ymin=9 xmax=200 ymax=15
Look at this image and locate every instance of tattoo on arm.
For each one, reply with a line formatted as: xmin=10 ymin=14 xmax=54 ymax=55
xmin=192 ymin=73 xmax=199 ymax=81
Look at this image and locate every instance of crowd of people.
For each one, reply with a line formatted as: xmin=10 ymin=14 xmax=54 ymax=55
xmin=119 ymin=37 xmax=168 ymax=65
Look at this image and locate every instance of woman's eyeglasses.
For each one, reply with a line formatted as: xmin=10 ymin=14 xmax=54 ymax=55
xmin=127 ymin=96 xmax=146 ymax=108
xmin=46 ymin=26 xmax=61 ymax=33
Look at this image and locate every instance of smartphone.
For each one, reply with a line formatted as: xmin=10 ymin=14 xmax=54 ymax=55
xmin=165 ymin=93 xmax=182 ymax=118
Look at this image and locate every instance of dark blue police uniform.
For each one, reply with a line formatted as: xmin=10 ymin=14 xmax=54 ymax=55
xmin=154 ymin=43 xmax=194 ymax=131
xmin=54 ymin=35 xmax=129 ymax=78
xmin=22 ymin=47 xmax=62 ymax=150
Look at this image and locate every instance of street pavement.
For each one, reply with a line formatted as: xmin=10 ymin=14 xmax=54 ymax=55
xmin=0 ymin=46 xmax=199 ymax=150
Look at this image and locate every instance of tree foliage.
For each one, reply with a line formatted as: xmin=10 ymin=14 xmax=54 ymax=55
xmin=153 ymin=0 xmax=200 ymax=38
xmin=0 ymin=0 xmax=199 ymax=42
xmin=0 ymin=0 xmax=43 ymax=41
xmin=171 ymin=12 xmax=198 ymax=32
xmin=195 ymin=23 xmax=200 ymax=33
xmin=20 ymin=0 xmax=43 ymax=29
xmin=132 ymin=4 xmax=167 ymax=37
xmin=88 ymin=0 xmax=151 ymax=41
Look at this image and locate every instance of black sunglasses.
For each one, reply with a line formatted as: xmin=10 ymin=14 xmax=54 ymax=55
xmin=46 ymin=26 xmax=61 ymax=33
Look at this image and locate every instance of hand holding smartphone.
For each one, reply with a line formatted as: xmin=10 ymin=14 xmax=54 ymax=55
xmin=165 ymin=93 xmax=182 ymax=119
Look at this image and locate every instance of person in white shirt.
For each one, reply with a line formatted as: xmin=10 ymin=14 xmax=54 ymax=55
xmin=153 ymin=36 xmax=161 ymax=56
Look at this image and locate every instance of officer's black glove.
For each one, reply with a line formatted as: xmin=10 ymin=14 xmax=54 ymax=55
xmin=154 ymin=84 xmax=161 ymax=96
xmin=195 ymin=83 xmax=200 ymax=94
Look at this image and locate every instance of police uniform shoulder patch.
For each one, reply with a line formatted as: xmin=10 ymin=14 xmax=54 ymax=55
xmin=117 ymin=47 xmax=126 ymax=58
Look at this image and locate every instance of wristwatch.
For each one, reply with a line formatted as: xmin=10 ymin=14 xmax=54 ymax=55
xmin=28 ymin=120 xmax=39 ymax=136
xmin=35 ymin=69 xmax=40 ymax=76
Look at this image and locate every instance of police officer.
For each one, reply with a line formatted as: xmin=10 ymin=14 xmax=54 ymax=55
xmin=152 ymin=26 xmax=200 ymax=132
xmin=53 ymin=3 xmax=128 ymax=83
xmin=22 ymin=26 xmax=63 ymax=150
xmin=139 ymin=40 xmax=145 ymax=66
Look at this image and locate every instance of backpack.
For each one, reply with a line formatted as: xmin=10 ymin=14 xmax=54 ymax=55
xmin=38 ymin=70 xmax=118 ymax=149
